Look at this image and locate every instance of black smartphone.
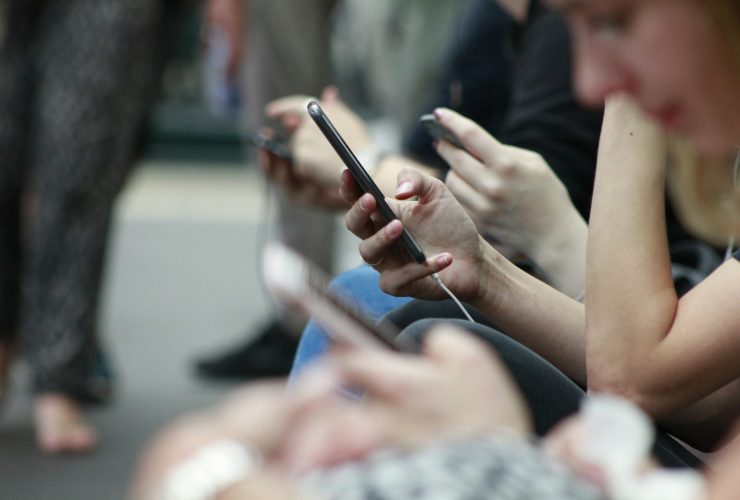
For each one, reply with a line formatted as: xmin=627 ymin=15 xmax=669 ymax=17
xmin=306 ymin=100 xmax=427 ymax=264
xmin=247 ymin=132 xmax=293 ymax=163
xmin=419 ymin=113 xmax=466 ymax=150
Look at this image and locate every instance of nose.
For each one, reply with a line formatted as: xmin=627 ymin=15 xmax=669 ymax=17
xmin=572 ymin=39 xmax=636 ymax=108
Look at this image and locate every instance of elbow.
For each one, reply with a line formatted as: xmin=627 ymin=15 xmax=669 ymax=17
xmin=587 ymin=365 xmax=671 ymax=419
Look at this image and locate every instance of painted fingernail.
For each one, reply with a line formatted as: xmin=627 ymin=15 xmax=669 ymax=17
xmin=396 ymin=181 xmax=412 ymax=195
xmin=436 ymin=254 xmax=452 ymax=266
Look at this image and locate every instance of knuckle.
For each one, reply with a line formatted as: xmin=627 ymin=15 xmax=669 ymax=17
xmin=481 ymin=181 xmax=505 ymax=202
xmin=458 ymin=125 xmax=478 ymax=145
xmin=344 ymin=209 xmax=361 ymax=232
xmin=379 ymin=275 xmax=401 ymax=296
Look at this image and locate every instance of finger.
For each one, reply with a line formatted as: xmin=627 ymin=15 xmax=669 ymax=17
xmin=339 ymin=169 xmax=363 ymax=204
xmin=421 ymin=326 xmax=497 ymax=368
xmin=379 ymin=254 xmax=453 ymax=296
xmin=357 ymin=219 xmax=404 ymax=266
xmin=265 ymin=95 xmax=314 ymax=118
xmin=445 ymin=171 xmax=497 ymax=218
xmin=436 ymin=139 xmax=497 ymax=189
xmin=344 ymin=193 xmax=379 ymax=239
xmin=433 ymin=108 xmax=503 ymax=165
xmin=327 ymin=349 xmax=430 ymax=402
xmin=394 ymin=168 xmax=447 ymax=203
xmin=320 ymin=85 xmax=340 ymax=102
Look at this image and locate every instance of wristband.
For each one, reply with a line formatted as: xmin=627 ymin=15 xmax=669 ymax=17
xmin=153 ymin=439 xmax=263 ymax=500
xmin=355 ymin=145 xmax=388 ymax=177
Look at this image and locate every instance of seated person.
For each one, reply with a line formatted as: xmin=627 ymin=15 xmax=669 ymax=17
xmin=266 ymin=0 xmax=603 ymax=380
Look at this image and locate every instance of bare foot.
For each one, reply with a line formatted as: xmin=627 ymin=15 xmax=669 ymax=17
xmin=34 ymin=394 xmax=99 ymax=454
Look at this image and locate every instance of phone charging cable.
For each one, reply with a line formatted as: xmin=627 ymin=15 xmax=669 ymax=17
xmin=431 ymin=272 xmax=476 ymax=323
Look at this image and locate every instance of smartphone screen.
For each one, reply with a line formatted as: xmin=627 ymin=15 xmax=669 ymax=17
xmin=306 ymin=100 xmax=426 ymax=264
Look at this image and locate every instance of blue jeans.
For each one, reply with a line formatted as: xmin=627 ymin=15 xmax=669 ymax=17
xmin=288 ymin=265 xmax=412 ymax=385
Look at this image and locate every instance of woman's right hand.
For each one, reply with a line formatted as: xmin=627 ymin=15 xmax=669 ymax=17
xmin=339 ymin=168 xmax=495 ymax=303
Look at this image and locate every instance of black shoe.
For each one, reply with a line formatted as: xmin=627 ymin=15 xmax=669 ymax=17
xmin=194 ymin=320 xmax=299 ymax=381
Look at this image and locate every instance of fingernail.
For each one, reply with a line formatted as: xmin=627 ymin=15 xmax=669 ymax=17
xmin=436 ymin=254 xmax=451 ymax=266
xmin=360 ymin=195 xmax=372 ymax=211
xmin=386 ymin=220 xmax=401 ymax=237
xmin=396 ymin=181 xmax=412 ymax=195
xmin=433 ymin=108 xmax=445 ymax=120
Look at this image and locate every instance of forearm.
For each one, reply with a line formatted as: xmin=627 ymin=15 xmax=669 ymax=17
xmin=472 ymin=240 xmax=587 ymax=385
xmin=659 ymin=378 xmax=740 ymax=452
xmin=586 ymin=95 xmax=677 ymax=396
xmin=529 ymin=208 xmax=588 ymax=300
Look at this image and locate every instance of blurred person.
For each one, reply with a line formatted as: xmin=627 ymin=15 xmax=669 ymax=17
xmin=0 ymin=0 xmax=173 ymax=453
xmin=132 ymin=328 xmax=714 ymax=500
xmin=196 ymin=0 xmax=465 ymax=381
xmin=131 ymin=327 xmax=608 ymax=500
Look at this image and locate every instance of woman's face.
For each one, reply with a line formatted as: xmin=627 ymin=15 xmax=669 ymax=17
xmin=552 ymin=0 xmax=740 ymax=156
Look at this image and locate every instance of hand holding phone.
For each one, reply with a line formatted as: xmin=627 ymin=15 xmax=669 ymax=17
xmin=306 ymin=100 xmax=427 ymax=264
xmin=247 ymin=131 xmax=293 ymax=163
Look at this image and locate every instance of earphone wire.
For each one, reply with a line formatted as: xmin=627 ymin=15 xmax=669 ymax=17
xmin=724 ymin=147 xmax=739 ymax=261
xmin=432 ymin=272 xmax=476 ymax=323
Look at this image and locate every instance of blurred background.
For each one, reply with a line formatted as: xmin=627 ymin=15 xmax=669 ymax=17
xmin=0 ymin=6 xmax=268 ymax=498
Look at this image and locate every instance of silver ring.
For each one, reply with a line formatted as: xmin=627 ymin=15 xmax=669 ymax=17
xmin=362 ymin=256 xmax=384 ymax=267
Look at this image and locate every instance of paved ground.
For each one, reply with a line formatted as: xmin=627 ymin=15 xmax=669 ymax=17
xmin=0 ymin=162 xmax=285 ymax=499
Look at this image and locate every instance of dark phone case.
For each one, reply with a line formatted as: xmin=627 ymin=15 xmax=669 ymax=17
xmin=307 ymin=100 xmax=426 ymax=264
xmin=247 ymin=133 xmax=293 ymax=163
xmin=419 ymin=114 xmax=466 ymax=150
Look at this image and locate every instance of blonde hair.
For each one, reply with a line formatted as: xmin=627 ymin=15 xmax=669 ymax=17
xmin=666 ymin=0 xmax=740 ymax=247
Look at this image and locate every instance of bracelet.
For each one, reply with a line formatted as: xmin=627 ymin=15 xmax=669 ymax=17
xmin=355 ymin=145 xmax=388 ymax=176
xmin=153 ymin=439 xmax=263 ymax=500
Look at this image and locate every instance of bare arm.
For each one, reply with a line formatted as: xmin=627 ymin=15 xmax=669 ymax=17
xmin=586 ymin=95 xmax=740 ymax=419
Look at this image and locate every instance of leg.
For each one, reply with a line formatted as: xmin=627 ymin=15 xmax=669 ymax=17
xmin=22 ymin=0 xmax=163 ymax=452
xmin=0 ymin=0 xmax=35 ymax=397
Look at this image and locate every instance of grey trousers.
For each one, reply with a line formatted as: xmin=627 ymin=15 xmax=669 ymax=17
xmin=241 ymin=0 xmax=340 ymax=274
xmin=0 ymin=0 xmax=164 ymax=397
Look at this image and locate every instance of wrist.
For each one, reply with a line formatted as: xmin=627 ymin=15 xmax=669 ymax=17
xmin=355 ymin=144 xmax=388 ymax=177
xmin=527 ymin=210 xmax=588 ymax=299
xmin=152 ymin=439 xmax=263 ymax=500
xmin=470 ymin=236 xmax=513 ymax=315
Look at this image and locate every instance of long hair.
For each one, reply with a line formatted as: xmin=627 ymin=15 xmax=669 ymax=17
xmin=666 ymin=0 xmax=740 ymax=247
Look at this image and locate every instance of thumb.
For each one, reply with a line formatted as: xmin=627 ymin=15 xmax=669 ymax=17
xmin=395 ymin=168 xmax=448 ymax=203
xmin=422 ymin=326 xmax=495 ymax=368
xmin=321 ymin=85 xmax=340 ymax=103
